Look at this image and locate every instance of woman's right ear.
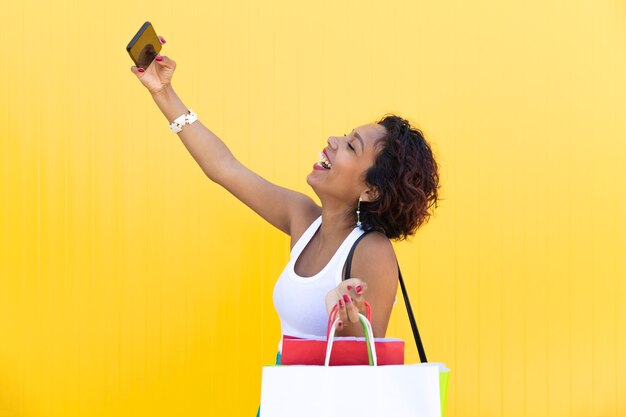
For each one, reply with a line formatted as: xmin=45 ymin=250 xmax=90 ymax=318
xmin=360 ymin=187 xmax=379 ymax=203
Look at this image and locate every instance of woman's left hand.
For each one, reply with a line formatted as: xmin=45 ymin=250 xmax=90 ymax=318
xmin=325 ymin=278 xmax=369 ymax=329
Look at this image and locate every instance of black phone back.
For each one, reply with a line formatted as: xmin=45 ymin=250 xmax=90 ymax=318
xmin=126 ymin=21 xmax=162 ymax=69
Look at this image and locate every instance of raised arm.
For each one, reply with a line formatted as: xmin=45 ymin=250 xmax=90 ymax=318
xmin=132 ymin=50 xmax=319 ymax=236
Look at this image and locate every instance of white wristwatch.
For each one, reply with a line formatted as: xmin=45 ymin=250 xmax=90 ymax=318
xmin=169 ymin=109 xmax=198 ymax=133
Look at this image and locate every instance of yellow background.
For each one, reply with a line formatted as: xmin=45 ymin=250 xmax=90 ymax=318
xmin=1 ymin=0 xmax=625 ymax=416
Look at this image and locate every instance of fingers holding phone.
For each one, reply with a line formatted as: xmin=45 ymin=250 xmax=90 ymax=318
xmin=127 ymin=22 xmax=176 ymax=95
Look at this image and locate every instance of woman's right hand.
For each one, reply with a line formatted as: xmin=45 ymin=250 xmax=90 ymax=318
xmin=130 ymin=36 xmax=176 ymax=95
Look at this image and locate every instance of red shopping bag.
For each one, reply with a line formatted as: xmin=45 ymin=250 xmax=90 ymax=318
xmin=280 ymin=301 xmax=405 ymax=366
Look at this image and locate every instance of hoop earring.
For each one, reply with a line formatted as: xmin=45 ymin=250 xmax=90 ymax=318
xmin=356 ymin=197 xmax=362 ymax=228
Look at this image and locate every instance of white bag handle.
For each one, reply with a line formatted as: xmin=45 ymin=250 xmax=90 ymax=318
xmin=324 ymin=313 xmax=378 ymax=367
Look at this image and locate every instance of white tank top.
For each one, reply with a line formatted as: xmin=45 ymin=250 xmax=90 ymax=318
xmin=272 ymin=215 xmax=365 ymax=353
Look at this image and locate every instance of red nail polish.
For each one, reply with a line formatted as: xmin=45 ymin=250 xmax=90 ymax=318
xmin=339 ymin=299 xmax=344 ymax=308
xmin=347 ymin=286 xmax=353 ymax=291
xmin=160 ymin=36 xmax=166 ymax=43
xmin=338 ymin=320 xmax=343 ymax=327
xmin=155 ymin=55 xmax=163 ymax=61
xmin=138 ymin=68 xmax=145 ymax=72
xmin=356 ymin=285 xmax=363 ymax=294
xmin=343 ymin=294 xmax=351 ymax=304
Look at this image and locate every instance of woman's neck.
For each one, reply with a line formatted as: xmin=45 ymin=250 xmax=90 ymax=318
xmin=315 ymin=204 xmax=356 ymax=250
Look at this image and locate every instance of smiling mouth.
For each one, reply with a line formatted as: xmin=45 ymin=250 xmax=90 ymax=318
xmin=317 ymin=151 xmax=332 ymax=169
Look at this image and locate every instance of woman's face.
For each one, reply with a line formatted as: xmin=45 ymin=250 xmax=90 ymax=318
xmin=307 ymin=123 xmax=387 ymax=205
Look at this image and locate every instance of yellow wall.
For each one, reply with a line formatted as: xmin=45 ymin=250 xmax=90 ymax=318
xmin=1 ymin=0 xmax=625 ymax=416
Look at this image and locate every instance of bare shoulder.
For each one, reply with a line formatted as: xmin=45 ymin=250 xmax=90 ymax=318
xmin=349 ymin=231 xmax=399 ymax=338
xmin=356 ymin=232 xmax=397 ymax=266
xmin=351 ymin=231 xmax=398 ymax=282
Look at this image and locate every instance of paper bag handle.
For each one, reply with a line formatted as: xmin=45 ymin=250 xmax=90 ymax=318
xmin=325 ymin=313 xmax=378 ymax=367
xmin=326 ymin=300 xmax=371 ymax=340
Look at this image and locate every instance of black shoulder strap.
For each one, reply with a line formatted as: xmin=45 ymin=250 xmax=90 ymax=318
xmin=343 ymin=231 xmax=428 ymax=363
xmin=343 ymin=232 xmax=370 ymax=279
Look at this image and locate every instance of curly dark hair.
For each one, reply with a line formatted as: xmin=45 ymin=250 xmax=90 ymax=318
xmin=357 ymin=114 xmax=441 ymax=241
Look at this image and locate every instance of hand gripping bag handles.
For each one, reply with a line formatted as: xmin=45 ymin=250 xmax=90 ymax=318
xmin=260 ymin=231 xmax=450 ymax=417
xmin=280 ymin=300 xmax=405 ymax=366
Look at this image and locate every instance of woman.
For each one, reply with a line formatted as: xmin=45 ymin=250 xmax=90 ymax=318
xmin=131 ymin=36 xmax=440 ymax=413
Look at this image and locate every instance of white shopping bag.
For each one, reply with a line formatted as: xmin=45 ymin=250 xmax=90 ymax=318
xmin=260 ymin=314 xmax=446 ymax=417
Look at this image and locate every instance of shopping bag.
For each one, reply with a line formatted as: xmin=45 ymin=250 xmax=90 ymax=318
xmin=281 ymin=301 xmax=405 ymax=366
xmin=281 ymin=334 xmax=405 ymax=365
xmin=260 ymin=313 xmax=448 ymax=417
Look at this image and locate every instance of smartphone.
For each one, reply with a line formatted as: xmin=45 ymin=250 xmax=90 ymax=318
xmin=126 ymin=21 xmax=161 ymax=69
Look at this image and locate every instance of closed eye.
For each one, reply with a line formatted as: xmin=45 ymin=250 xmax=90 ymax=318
xmin=344 ymin=133 xmax=356 ymax=152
